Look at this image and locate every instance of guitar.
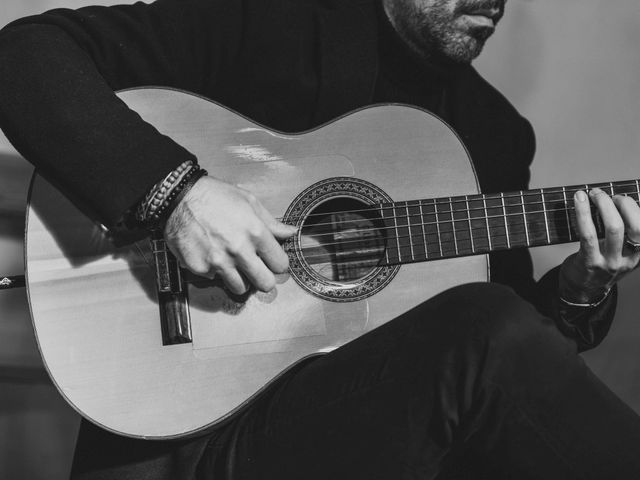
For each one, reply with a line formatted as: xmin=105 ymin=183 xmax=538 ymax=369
xmin=25 ymin=88 xmax=640 ymax=439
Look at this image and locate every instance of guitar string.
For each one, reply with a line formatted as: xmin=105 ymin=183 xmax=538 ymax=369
xmin=286 ymin=219 xmax=579 ymax=263
xmin=283 ymin=199 xmax=609 ymax=235
xmin=286 ymin=226 xmax=569 ymax=266
xmin=278 ymin=190 xmax=640 ymax=229
xmin=274 ymin=182 xmax=640 ymax=224
xmin=285 ymin=203 xmax=608 ymax=251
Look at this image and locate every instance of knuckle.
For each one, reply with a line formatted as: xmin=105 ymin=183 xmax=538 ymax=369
xmin=226 ymin=242 xmax=242 ymax=258
xmin=248 ymin=223 xmax=267 ymax=241
xmin=207 ymin=251 xmax=225 ymax=268
xmin=605 ymin=260 xmax=623 ymax=275
xmin=605 ymin=222 xmax=624 ymax=237
xmin=580 ymin=232 xmax=597 ymax=246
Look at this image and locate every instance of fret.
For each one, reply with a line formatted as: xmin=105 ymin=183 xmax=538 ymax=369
xmin=540 ymin=189 xmax=551 ymax=244
xmin=449 ymin=198 xmax=459 ymax=255
xmin=451 ymin=196 xmax=473 ymax=255
xmin=539 ymin=187 xmax=572 ymax=243
xmin=484 ymin=194 xmax=508 ymax=250
xmin=585 ymin=183 xmax=605 ymax=234
xmin=482 ymin=195 xmax=492 ymax=251
xmin=394 ymin=202 xmax=412 ymax=262
xmin=500 ymin=193 xmax=510 ymax=249
xmin=503 ymin=192 xmax=527 ymax=248
xmin=520 ymin=191 xmax=531 ymax=246
xmin=561 ymin=186 xmax=573 ymax=241
xmin=636 ymin=179 xmax=640 ymax=202
xmin=393 ymin=203 xmax=402 ymax=262
xmin=435 ymin=200 xmax=443 ymax=257
xmin=523 ymin=190 xmax=548 ymax=245
xmin=435 ymin=198 xmax=455 ymax=256
xmin=465 ymin=195 xmax=475 ymax=253
xmin=407 ymin=201 xmax=426 ymax=261
xmin=611 ymin=180 xmax=639 ymax=199
xmin=379 ymin=204 xmax=397 ymax=265
xmin=421 ymin=199 xmax=442 ymax=259
xmin=468 ymin=194 xmax=490 ymax=253
xmin=418 ymin=201 xmax=428 ymax=259
xmin=405 ymin=204 xmax=415 ymax=260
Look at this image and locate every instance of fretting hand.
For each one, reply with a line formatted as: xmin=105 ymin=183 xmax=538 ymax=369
xmin=163 ymin=176 xmax=298 ymax=295
xmin=559 ymin=188 xmax=640 ymax=304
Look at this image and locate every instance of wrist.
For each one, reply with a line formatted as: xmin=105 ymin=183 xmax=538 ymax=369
xmin=558 ymin=285 xmax=612 ymax=308
xmin=136 ymin=162 xmax=208 ymax=231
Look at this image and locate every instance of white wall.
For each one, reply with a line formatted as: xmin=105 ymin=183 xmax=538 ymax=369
xmin=0 ymin=0 xmax=639 ymax=478
xmin=477 ymin=0 xmax=640 ymax=411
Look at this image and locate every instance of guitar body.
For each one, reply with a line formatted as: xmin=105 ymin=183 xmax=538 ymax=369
xmin=25 ymin=88 xmax=488 ymax=439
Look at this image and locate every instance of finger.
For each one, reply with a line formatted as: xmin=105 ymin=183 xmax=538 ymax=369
xmin=589 ymin=188 xmax=624 ymax=259
xmin=255 ymin=231 xmax=290 ymax=274
xmin=236 ymin=253 xmax=277 ymax=292
xmin=613 ymin=194 xmax=640 ymax=245
xmin=253 ymin=201 xmax=298 ymax=240
xmin=574 ymin=190 xmax=600 ymax=260
xmin=217 ymin=266 xmax=250 ymax=295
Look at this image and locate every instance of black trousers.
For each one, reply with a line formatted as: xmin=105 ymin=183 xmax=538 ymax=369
xmin=71 ymin=283 xmax=640 ymax=480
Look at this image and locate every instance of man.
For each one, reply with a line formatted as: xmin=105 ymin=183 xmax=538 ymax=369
xmin=1 ymin=0 xmax=640 ymax=478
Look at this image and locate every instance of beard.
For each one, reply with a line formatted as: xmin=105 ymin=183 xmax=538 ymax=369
xmin=387 ymin=0 xmax=506 ymax=64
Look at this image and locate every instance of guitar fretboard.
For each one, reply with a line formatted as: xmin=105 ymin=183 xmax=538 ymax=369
xmin=379 ymin=179 xmax=640 ymax=265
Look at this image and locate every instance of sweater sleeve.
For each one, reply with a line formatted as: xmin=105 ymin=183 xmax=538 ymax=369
xmin=491 ymin=117 xmax=617 ymax=352
xmin=0 ymin=0 xmax=242 ymax=236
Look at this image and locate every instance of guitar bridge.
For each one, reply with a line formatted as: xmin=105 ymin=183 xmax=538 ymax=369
xmin=151 ymin=234 xmax=192 ymax=345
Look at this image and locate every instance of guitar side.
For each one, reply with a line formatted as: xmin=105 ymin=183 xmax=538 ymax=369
xmin=25 ymin=88 xmax=488 ymax=439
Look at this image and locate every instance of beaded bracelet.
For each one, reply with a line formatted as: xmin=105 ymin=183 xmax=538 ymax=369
xmin=149 ymin=167 xmax=207 ymax=225
xmin=157 ymin=168 xmax=209 ymax=228
xmin=136 ymin=160 xmax=194 ymax=223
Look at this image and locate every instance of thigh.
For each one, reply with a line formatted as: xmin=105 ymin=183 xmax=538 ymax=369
xmin=200 ymin=283 xmax=526 ymax=480
xmin=70 ymin=420 xmax=211 ymax=480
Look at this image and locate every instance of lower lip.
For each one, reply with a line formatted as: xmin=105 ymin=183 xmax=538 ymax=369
xmin=461 ymin=14 xmax=495 ymax=28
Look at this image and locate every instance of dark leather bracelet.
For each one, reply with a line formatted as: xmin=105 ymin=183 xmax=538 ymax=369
xmin=146 ymin=168 xmax=208 ymax=231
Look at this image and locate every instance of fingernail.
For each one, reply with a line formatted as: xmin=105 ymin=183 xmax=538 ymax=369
xmin=576 ymin=191 xmax=587 ymax=202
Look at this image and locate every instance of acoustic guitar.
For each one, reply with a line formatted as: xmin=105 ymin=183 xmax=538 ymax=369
xmin=25 ymin=88 xmax=640 ymax=439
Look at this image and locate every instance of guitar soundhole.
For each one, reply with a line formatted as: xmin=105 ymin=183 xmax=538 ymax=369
xmin=299 ymin=197 xmax=386 ymax=282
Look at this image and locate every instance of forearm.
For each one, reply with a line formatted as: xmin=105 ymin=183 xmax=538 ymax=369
xmin=0 ymin=23 xmax=193 ymax=232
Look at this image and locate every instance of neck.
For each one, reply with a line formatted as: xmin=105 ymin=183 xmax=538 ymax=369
xmin=378 ymin=179 xmax=640 ymax=265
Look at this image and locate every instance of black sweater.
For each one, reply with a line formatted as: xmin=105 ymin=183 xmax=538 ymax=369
xmin=0 ymin=0 xmax=616 ymax=350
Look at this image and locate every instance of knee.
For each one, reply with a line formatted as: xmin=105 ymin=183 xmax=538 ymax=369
xmin=428 ymin=282 xmax=562 ymax=360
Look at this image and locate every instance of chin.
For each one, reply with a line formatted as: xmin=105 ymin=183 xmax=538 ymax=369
xmin=445 ymin=21 xmax=500 ymax=62
xmin=441 ymin=36 xmax=485 ymax=63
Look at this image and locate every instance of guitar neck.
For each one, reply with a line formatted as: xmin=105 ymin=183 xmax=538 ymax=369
xmin=380 ymin=179 xmax=640 ymax=265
